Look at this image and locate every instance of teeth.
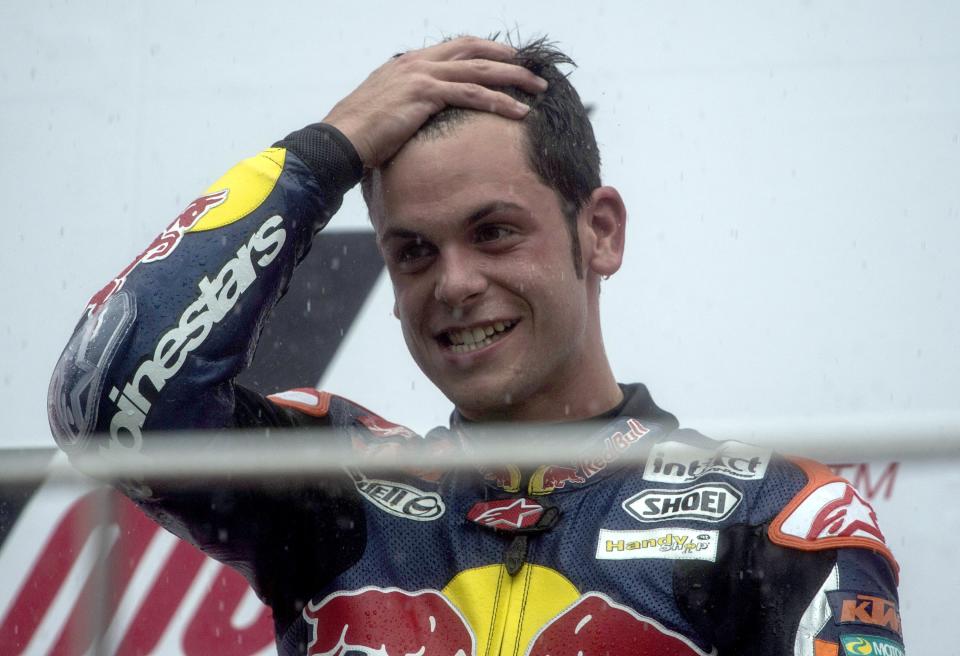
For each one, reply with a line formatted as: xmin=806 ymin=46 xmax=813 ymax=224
xmin=451 ymin=337 xmax=495 ymax=353
xmin=445 ymin=320 xmax=514 ymax=350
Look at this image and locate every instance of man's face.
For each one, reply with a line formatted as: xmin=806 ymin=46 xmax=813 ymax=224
xmin=371 ymin=114 xmax=599 ymax=421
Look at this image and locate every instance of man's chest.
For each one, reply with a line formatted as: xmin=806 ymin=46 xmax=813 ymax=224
xmin=284 ymin=472 xmax=731 ymax=656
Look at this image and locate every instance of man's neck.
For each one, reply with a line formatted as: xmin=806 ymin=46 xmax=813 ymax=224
xmin=457 ymin=373 xmax=624 ymax=424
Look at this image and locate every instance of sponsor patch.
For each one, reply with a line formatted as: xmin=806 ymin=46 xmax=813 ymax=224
xmin=643 ymin=440 xmax=769 ymax=484
xmin=525 ymin=419 xmax=651 ymax=495
xmin=828 ymin=591 xmax=902 ymax=638
xmin=467 ymin=498 xmax=545 ymax=531
xmin=769 ymin=458 xmax=899 ymax=577
xmin=840 ymin=634 xmax=905 ymax=656
xmin=622 ymin=483 xmax=742 ymax=523
xmin=781 ymin=482 xmax=886 ymax=544
xmin=101 ymin=215 xmax=287 ymax=465
xmin=577 ymin=418 xmax=651 ymax=479
xmin=350 ymin=472 xmax=445 ymax=521
xmin=595 ymin=528 xmax=718 ymax=562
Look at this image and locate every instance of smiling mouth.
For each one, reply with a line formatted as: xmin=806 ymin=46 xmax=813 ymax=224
xmin=439 ymin=320 xmax=517 ymax=354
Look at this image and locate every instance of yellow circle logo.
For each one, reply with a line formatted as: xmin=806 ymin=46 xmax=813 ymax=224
xmin=843 ymin=637 xmax=874 ymax=655
xmin=188 ymin=147 xmax=286 ymax=233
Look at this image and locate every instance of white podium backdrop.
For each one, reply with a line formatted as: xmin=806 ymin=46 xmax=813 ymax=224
xmin=1 ymin=1 xmax=958 ymax=652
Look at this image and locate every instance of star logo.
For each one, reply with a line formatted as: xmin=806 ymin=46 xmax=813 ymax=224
xmin=467 ymin=498 xmax=545 ymax=530
xmin=807 ymin=485 xmax=885 ymax=543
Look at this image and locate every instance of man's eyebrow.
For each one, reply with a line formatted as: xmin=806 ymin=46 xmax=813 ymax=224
xmin=379 ymin=226 xmax=422 ymax=243
xmin=379 ymin=201 xmax=528 ymax=244
xmin=465 ymin=200 xmax=528 ymax=225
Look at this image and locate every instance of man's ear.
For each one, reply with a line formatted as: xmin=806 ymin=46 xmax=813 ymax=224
xmin=581 ymin=186 xmax=626 ymax=278
xmin=393 ymin=295 xmax=400 ymax=319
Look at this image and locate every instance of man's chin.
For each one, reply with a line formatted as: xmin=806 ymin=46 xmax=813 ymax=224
xmin=442 ymin=379 xmax=522 ymax=422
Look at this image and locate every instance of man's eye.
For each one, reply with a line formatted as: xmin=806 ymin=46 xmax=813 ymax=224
xmin=475 ymin=225 xmax=514 ymax=243
xmin=395 ymin=242 xmax=434 ymax=266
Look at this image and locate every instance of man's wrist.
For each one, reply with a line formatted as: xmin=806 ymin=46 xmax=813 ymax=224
xmin=273 ymin=123 xmax=364 ymax=194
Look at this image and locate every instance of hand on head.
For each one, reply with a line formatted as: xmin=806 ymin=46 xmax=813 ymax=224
xmin=322 ymin=36 xmax=548 ymax=168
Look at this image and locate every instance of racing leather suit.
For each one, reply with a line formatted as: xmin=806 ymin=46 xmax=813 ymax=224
xmin=48 ymin=124 xmax=905 ymax=655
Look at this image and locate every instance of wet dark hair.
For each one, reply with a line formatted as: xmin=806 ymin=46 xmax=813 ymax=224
xmin=362 ymin=35 xmax=601 ymax=278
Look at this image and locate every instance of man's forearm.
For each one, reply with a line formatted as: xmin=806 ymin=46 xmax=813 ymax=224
xmin=47 ymin=125 xmax=362 ymax=473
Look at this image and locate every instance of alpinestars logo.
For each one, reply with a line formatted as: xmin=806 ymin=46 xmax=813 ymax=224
xmin=781 ymin=481 xmax=886 ymax=545
xmin=466 ymin=498 xmax=544 ymax=530
xmin=102 ymin=216 xmax=286 ymax=463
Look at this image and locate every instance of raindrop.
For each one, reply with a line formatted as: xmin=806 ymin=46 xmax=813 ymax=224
xmin=218 ymin=528 xmax=228 ymax=542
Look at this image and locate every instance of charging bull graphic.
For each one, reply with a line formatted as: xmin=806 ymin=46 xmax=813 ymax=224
xmin=303 ymin=586 xmax=710 ymax=656
xmin=85 ymin=189 xmax=229 ymax=317
xmin=304 ymin=588 xmax=475 ymax=656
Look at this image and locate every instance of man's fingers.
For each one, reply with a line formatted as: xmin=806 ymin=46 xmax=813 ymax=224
xmin=412 ymin=36 xmax=517 ymax=63
xmin=436 ymin=81 xmax=531 ymax=120
xmin=433 ymin=59 xmax=548 ymax=95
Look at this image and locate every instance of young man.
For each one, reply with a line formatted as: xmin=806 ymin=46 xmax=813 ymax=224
xmin=49 ymin=37 xmax=904 ymax=655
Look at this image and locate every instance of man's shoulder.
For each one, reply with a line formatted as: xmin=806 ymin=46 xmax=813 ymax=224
xmin=642 ymin=426 xmax=803 ymax=515
xmin=266 ymin=387 xmax=423 ymax=438
xmin=649 ymin=425 xmax=899 ymax=575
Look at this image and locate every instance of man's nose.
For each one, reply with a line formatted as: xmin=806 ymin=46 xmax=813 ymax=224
xmin=434 ymin=250 xmax=487 ymax=308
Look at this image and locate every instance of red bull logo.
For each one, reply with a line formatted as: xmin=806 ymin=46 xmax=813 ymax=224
xmin=302 ymin=584 xmax=713 ymax=656
xmin=85 ymin=189 xmax=229 ymax=316
xmin=482 ymin=465 xmax=522 ymax=492
xmin=304 ymin=587 xmax=475 ymax=656
xmin=530 ymin=465 xmax=587 ymax=495
xmin=526 ymin=592 xmax=710 ymax=656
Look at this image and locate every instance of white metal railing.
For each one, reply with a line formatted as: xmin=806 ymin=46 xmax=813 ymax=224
xmin=3 ymin=414 xmax=959 ymax=483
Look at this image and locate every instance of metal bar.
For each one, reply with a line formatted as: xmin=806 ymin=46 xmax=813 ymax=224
xmin=3 ymin=414 xmax=959 ymax=484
